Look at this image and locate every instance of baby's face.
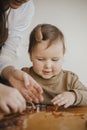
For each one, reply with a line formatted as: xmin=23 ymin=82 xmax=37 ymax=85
xmin=30 ymin=40 xmax=64 ymax=79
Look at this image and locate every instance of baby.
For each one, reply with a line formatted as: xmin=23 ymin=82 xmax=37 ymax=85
xmin=22 ymin=24 xmax=87 ymax=108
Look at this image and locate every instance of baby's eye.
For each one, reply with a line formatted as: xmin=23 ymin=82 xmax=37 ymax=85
xmin=38 ymin=58 xmax=44 ymax=61
xmin=52 ymin=59 xmax=59 ymax=61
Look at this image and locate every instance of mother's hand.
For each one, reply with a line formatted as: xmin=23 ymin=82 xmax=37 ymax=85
xmin=2 ymin=66 xmax=43 ymax=103
xmin=0 ymin=83 xmax=26 ymax=114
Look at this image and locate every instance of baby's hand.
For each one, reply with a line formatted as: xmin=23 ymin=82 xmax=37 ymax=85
xmin=51 ymin=91 xmax=76 ymax=108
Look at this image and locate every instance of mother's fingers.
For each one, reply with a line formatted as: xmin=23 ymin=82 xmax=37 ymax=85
xmin=22 ymin=72 xmax=30 ymax=88
xmin=32 ymin=81 xmax=43 ymax=94
xmin=14 ymin=70 xmax=44 ymax=103
xmin=23 ymin=71 xmax=43 ymax=93
xmin=23 ymin=88 xmax=43 ymax=103
xmin=22 ymin=72 xmax=44 ymax=102
xmin=0 ymin=102 xmax=11 ymax=114
xmin=7 ymin=92 xmax=26 ymax=113
xmin=7 ymin=99 xmax=26 ymax=113
xmin=28 ymin=85 xmax=44 ymax=102
xmin=22 ymin=90 xmax=33 ymax=102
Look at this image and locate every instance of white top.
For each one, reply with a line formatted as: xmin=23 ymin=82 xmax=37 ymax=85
xmin=0 ymin=0 xmax=34 ymax=73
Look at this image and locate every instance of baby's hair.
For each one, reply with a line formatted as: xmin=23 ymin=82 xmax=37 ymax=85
xmin=28 ymin=24 xmax=65 ymax=54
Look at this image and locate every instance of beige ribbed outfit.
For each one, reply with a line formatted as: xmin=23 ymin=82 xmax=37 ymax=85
xmin=22 ymin=67 xmax=87 ymax=106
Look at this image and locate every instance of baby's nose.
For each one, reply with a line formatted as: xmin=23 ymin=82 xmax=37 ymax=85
xmin=44 ymin=61 xmax=52 ymax=68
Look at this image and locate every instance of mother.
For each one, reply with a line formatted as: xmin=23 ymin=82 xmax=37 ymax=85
xmin=0 ymin=0 xmax=43 ymax=114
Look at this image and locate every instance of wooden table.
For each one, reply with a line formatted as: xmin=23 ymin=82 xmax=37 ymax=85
xmin=0 ymin=106 xmax=87 ymax=130
xmin=58 ymin=106 xmax=87 ymax=113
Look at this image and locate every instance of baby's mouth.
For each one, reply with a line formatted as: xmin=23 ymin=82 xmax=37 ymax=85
xmin=43 ymin=70 xmax=51 ymax=74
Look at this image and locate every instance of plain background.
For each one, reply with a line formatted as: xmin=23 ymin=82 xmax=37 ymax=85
xmin=18 ymin=0 xmax=87 ymax=86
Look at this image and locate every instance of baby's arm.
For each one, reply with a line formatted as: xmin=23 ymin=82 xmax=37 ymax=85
xmin=51 ymin=91 xmax=76 ymax=108
xmin=52 ymin=72 xmax=87 ymax=107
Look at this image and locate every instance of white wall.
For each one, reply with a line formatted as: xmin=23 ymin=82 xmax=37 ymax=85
xmin=20 ymin=0 xmax=87 ymax=86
